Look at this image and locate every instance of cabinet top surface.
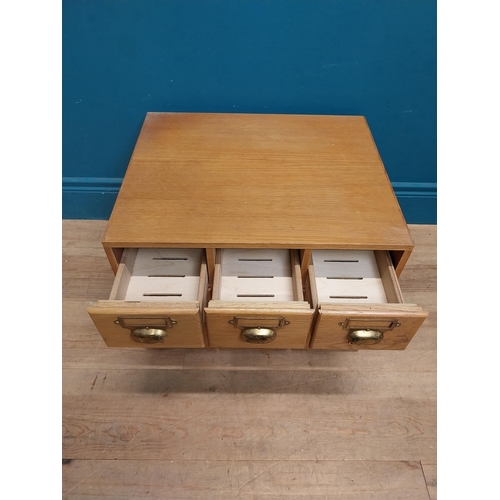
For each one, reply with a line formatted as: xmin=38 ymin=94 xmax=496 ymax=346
xmin=103 ymin=113 xmax=413 ymax=250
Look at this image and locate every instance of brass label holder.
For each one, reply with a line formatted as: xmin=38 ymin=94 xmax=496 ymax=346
xmin=228 ymin=316 xmax=290 ymax=330
xmin=115 ymin=316 xmax=178 ymax=330
xmin=338 ymin=318 xmax=400 ymax=332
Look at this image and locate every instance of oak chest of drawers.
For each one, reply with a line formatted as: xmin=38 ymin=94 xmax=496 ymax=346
xmin=88 ymin=112 xmax=427 ymax=350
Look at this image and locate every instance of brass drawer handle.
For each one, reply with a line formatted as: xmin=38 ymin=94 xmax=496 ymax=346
xmin=114 ymin=316 xmax=177 ymax=344
xmin=348 ymin=329 xmax=383 ymax=346
xmin=241 ymin=327 xmax=277 ymax=344
xmin=131 ymin=327 xmax=168 ymax=344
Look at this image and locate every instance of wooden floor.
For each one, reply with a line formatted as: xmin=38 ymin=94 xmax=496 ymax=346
xmin=62 ymin=221 xmax=436 ymax=500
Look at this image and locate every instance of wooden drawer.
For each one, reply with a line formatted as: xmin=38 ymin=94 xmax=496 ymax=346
xmin=205 ymin=249 xmax=314 ymax=348
xmin=87 ymin=248 xmax=208 ymax=348
xmin=308 ymin=250 xmax=428 ymax=350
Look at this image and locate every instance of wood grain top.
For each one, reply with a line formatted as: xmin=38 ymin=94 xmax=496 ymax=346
xmin=103 ymin=113 xmax=413 ymax=250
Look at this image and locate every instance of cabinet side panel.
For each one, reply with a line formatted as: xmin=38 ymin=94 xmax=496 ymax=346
xmin=103 ymin=246 xmax=122 ymax=274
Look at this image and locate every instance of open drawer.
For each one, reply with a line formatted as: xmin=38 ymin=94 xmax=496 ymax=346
xmin=308 ymin=250 xmax=428 ymax=350
xmin=205 ymin=249 xmax=314 ymax=348
xmin=87 ymin=248 xmax=208 ymax=348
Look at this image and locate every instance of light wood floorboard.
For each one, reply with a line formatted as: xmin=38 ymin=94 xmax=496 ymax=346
xmin=63 ymin=459 xmax=430 ymax=499
xmin=421 ymin=461 xmax=437 ymax=500
xmin=62 ymin=221 xmax=436 ymax=499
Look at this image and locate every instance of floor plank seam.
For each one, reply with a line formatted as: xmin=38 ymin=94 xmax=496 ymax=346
xmin=420 ymin=460 xmax=434 ymax=500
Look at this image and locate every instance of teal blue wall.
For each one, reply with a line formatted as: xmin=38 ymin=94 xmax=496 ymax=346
xmin=63 ymin=0 xmax=436 ymax=223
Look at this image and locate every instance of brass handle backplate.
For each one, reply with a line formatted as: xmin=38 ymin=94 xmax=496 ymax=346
xmin=339 ymin=317 xmax=401 ymax=346
xmin=241 ymin=327 xmax=277 ymax=344
xmin=131 ymin=327 xmax=168 ymax=344
xmin=348 ymin=329 xmax=384 ymax=346
xmin=113 ymin=316 xmax=177 ymax=344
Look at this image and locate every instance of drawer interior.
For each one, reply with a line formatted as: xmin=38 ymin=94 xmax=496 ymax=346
xmin=109 ymin=248 xmax=205 ymax=302
xmin=310 ymin=250 xmax=403 ymax=305
xmin=212 ymin=249 xmax=303 ymax=302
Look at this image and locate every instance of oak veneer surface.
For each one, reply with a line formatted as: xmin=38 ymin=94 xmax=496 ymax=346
xmin=103 ymin=113 xmax=413 ymax=251
xmin=63 ymin=220 xmax=436 ymax=499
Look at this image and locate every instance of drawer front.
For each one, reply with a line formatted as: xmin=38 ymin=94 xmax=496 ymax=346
xmin=307 ymin=249 xmax=428 ymax=350
xmin=310 ymin=304 xmax=428 ymax=350
xmin=88 ymin=302 xmax=205 ymax=348
xmin=205 ymin=307 xmax=314 ymax=349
